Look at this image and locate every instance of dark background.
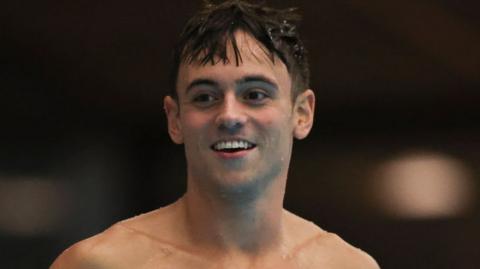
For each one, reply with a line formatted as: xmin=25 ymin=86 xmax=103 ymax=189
xmin=1 ymin=0 xmax=479 ymax=268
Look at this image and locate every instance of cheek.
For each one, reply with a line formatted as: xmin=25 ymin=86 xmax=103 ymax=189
xmin=181 ymin=111 xmax=211 ymax=141
xmin=182 ymin=105 xmax=211 ymax=124
xmin=256 ymin=108 xmax=293 ymax=168
xmin=255 ymin=107 xmax=292 ymax=130
xmin=254 ymin=107 xmax=293 ymax=150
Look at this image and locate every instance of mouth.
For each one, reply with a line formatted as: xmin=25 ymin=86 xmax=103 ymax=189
xmin=210 ymin=139 xmax=257 ymax=154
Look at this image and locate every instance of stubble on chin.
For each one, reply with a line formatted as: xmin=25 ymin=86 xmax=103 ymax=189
xmin=191 ymin=156 xmax=285 ymax=205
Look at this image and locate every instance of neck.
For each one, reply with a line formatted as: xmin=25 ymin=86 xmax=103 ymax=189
xmin=180 ymin=174 xmax=287 ymax=256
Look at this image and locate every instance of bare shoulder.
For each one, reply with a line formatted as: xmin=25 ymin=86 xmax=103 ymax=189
xmin=50 ymin=225 xmax=125 ymax=269
xmin=293 ymin=231 xmax=380 ymax=269
xmin=313 ymin=232 xmax=379 ymax=268
xmin=50 ymin=221 xmax=176 ymax=269
xmin=283 ymin=211 xmax=379 ymax=269
xmin=51 ymin=204 xmax=209 ymax=269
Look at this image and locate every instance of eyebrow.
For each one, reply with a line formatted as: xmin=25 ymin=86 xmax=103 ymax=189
xmin=235 ymin=75 xmax=278 ymax=90
xmin=185 ymin=79 xmax=220 ymax=94
xmin=185 ymin=75 xmax=278 ymax=94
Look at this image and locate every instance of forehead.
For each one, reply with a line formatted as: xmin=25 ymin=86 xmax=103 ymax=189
xmin=176 ymin=31 xmax=291 ymax=91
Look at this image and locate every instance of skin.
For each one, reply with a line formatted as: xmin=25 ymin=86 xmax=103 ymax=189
xmin=163 ymin=31 xmax=315 ymax=265
xmin=50 ymin=31 xmax=379 ymax=269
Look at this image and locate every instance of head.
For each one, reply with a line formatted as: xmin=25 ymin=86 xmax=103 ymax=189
xmin=164 ymin=0 xmax=315 ymax=198
xmin=169 ymin=0 xmax=310 ymax=101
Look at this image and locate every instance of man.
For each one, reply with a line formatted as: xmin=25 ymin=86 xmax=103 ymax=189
xmin=51 ymin=1 xmax=379 ymax=268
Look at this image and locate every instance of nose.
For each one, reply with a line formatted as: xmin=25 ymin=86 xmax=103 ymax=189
xmin=215 ymin=93 xmax=247 ymax=134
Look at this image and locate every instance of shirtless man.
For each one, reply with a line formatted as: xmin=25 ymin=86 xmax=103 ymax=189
xmin=51 ymin=1 xmax=379 ymax=268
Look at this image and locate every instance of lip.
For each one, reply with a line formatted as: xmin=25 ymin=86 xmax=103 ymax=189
xmin=213 ymin=147 xmax=256 ymax=159
xmin=210 ymin=138 xmax=257 ymax=159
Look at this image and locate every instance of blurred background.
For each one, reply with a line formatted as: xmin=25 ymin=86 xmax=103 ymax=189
xmin=1 ymin=0 xmax=479 ymax=268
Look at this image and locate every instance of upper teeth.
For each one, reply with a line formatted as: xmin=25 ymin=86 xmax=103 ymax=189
xmin=213 ymin=140 xmax=253 ymax=150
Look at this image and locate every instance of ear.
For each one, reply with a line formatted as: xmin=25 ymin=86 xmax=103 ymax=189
xmin=293 ymin=89 xmax=315 ymax=140
xmin=164 ymin=96 xmax=184 ymax=144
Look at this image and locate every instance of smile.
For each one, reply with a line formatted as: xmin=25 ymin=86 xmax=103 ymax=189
xmin=211 ymin=139 xmax=256 ymax=153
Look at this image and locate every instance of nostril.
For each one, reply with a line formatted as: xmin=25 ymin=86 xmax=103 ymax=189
xmin=222 ymin=120 xmax=242 ymax=128
xmin=218 ymin=120 xmax=243 ymax=133
xmin=214 ymin=101 xmax=247 ymax=130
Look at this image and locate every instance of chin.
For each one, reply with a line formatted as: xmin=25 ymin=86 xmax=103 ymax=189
xmin=213 ymin=171 xmax=256 ymax=187
xmin=209 ymin=170 xmax=274 ymax=199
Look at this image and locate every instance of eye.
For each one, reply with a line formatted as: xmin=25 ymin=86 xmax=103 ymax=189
xmin=192 ymin=93 xmax=218 ymax=107
xmin=244 ymin=90 xmax=269 ymax=104
xmin=194 ymin=94 xmax=214 ymax=102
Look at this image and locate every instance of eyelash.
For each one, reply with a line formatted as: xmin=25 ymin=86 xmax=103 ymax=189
xmin=192 ymin=93 xmax=219 ymax=106
xmin=193 ymin=93 xmax=216 ymax=102
xmin=190 ymin=89 xmax=271 ymax=107
xmin=243 ymin=89 xmax=270 ymax=103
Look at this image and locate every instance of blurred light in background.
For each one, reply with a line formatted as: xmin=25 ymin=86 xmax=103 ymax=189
xmin=370 ymin=151 xmax=476 ymax=219
xmin=0 ymin=177 xmax=69 ymax=236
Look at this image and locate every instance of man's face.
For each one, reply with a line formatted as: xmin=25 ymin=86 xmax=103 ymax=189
xmin=164 ymin=31 xmax=314 ymax=193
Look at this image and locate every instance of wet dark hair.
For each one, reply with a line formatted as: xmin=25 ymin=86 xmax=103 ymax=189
xmin=169 ymin=0 xmax=310 ymax=100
